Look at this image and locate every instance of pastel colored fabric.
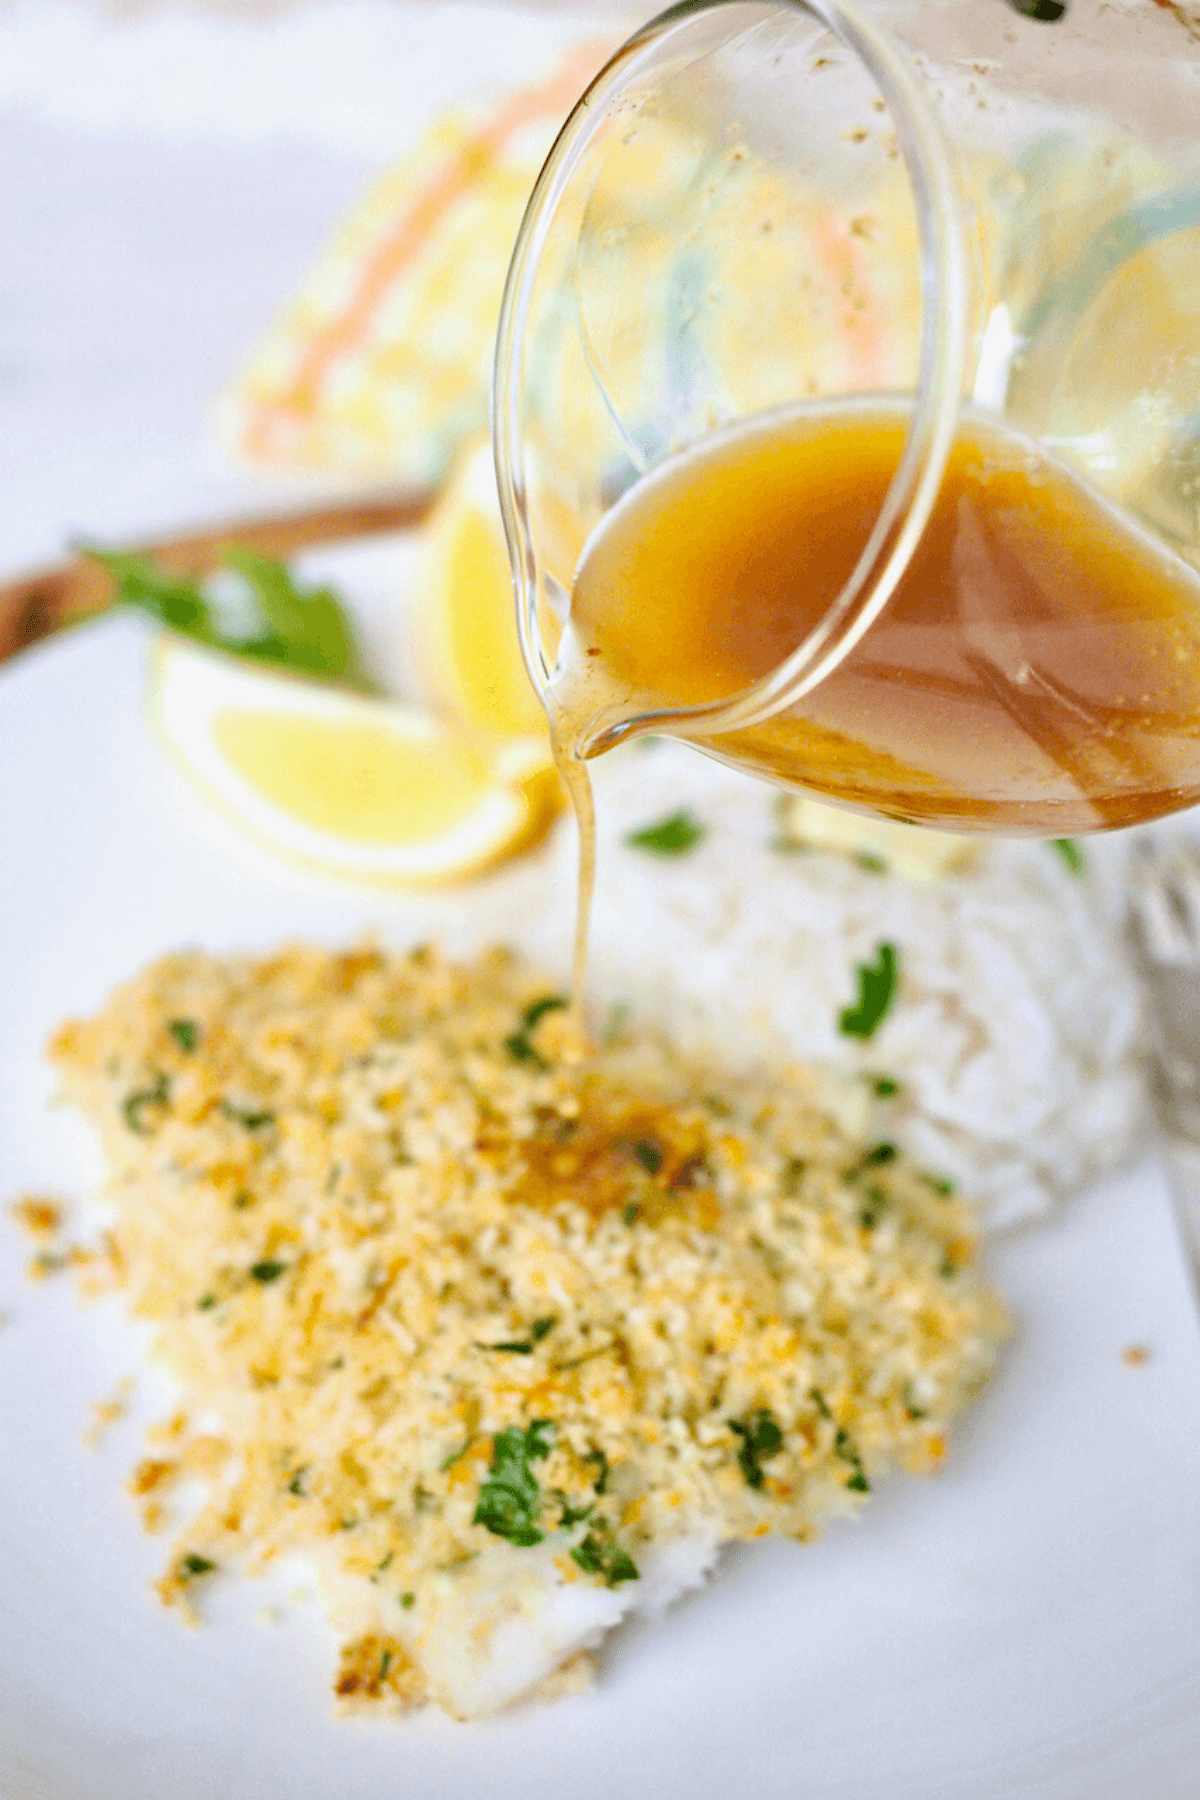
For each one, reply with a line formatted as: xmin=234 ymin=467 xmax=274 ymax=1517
xmin=214 ymin=42 xmax=615 ymax=492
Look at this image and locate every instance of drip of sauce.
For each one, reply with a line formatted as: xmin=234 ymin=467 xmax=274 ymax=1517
xmin=545 ymin=398 xmax=1200 ymax=999
xmin=548 ymin=728 xmax=600 ymax=1009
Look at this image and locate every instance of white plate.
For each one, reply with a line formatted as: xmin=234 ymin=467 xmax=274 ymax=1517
xmin=2 ymin=600 xmax=1200 ymax=1800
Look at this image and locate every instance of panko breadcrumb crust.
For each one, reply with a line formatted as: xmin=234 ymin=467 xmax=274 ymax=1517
xmin=49 ymin=942 xmax=1007 ymax=1716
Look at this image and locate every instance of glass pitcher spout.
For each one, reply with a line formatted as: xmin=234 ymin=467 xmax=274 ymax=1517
xmin=495 ymin=0 xmax=1200 ymax=833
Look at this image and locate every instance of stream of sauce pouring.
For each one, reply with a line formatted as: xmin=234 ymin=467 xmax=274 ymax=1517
xmin=545 ymin=398 xmax=1200 ymax=1001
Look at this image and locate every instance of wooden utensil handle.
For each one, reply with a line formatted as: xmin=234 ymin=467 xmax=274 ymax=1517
xmin=0 ymin=491 xmax=432 ymax=666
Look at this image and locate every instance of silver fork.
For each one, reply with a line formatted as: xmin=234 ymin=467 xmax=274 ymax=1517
xmin=1127 ymin=842 xmax=1200 ymax=1288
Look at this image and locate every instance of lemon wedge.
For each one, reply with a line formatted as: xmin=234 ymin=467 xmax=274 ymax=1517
xmin=412 ymin=436 xmax=548 ymax=737
xmin=149 ymin=640 xmax=559 ymax=884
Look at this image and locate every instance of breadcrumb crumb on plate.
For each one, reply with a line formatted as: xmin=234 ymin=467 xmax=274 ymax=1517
xmin=49 ymin=940 xmax=1007 ymax=1717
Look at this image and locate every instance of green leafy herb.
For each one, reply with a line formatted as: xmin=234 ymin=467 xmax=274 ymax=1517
xmin=810 ymin=1387 xmax=833 ymax=1421
xmin=197 ymin=1293 xmax=217 ymax=1311
xmin=250 ymin=1260 xmax=286 ymax=1284
xmin=585 ymin=1449 xmax=610 ymax=1494
xmin=555 ymin=1491 xmax=596 ymax=1528
xmin=288 ymin=1467 xmax=308 ymax=1497
xmin=868 ymin=1075 xmax=900 ymax=1099
xmin=401 ymin=1592 xmax=415 ymax=1609
xmin=570 ymin=1519 xmax=639 ymax=1587
xmin=849 ymin=1141 xmax=896 ymax=1177
xmin=1006 ymin=0 xmax=1067 ymax=22
xmin=479 ymin=1316 xmax=556 ymax=1355
xmin=378 ymin=1649 xmax=393 ymax=1682
xmin=221 ymin=1101 xmax=275 ymax=1131
xmin=625 ymin=809 xmax=706 ymax=856
xmin=921 ymin=1172 xmax=956 ymax=1197
xmin=834 ymin=1427 xmax=870 ymax=1492
xmin=503 ymin=1031 xmax=546 ymax=1069
xmin=728 ymin=1408 xmax=785 ymax=1489
xmin=473 ymin=1420 xmax=555 ymax=1547
xmin=622 ymin=1202 xmax=639 ymax=1227
xmin=123 ymin=1072 xmax=170 ymax=1135
xmin=859 ymin=1185 xmax=888 ymax=1230
xmin=168 ymin=1018 xmax=199 ymax=1052
xmin=838 ymin=941 xmax=898 ymax=1040
xmin=855 ymin=851 xmax=888 ymax=874
xmin=86 ymin=545 xmax=372 ymax=689
xmin=521 ymin=995 xmax=568 ymax=1032
xmin=440 ymin=1436 xmax=473 ymax=1472
xmin=904 ymin=1384 xmax=928 ymax=1421
xmin=504 ymin=994 xmax=569 ymax=1069
xmin=631 ymin=1138 xmax=664 ymax=1176
xmin=178 ymin=1553 xmax=216 ymax=1579
xmin=1049 ymin=837 xmax=1086 ymax=875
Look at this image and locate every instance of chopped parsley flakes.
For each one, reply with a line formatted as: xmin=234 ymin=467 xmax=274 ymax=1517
xmin=834 ymin=1427 xmax=870 ymax=1493
xmin=522 ymin=995 xmax=568 ymax=1031
xmin=1049 ymin=837 xmax=1086 ymax=875
xmin=555 ymin=1491 xmax=596 ymax=1529
xmin=168 ymin=1018 xmax=199 ymax=1052
xmin=838 ymin=941 xmax=898 ymax=1040
xmin=849 ymin=1142 xmax=897 ymax=1177
xmin=249 ymin=1260 xmax=286 ymax=1284
xmin=504 ymin=994 xmax=568 ymax=1069
xmin=728 ymin=1408 xmax=784 ymax=1489
xmin=479 ymin=1316 xmax=556 ymax=1355
xmin=570 ymin=1519 xmax=639 ymax=1586
xmin=178 ymin=1553 xmax=216 ymax=1580
xmin=858 ymin=1185 xmax=888 ymax=1230
xmin=122 ymin=1072 xmax=170 ymax=1135
xmin=625 ymin=809 xmax=706 ymax=856
xmin=1007 ymin=0 xmax=1066 ymax=21
xmin=584 ymin=1449 xmax=610 ymax=1494
xmin=631 ymin=1137 xmax=664 ymax=1176
xmin=473 ymin=1420 xmax=555 ymax=1547
xmin=221 ymin=1101 xmax=275 ymax=1130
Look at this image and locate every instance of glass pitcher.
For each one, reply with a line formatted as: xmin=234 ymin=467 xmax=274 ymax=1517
xmin=494 ymin=0 xmax=1200 ymax=833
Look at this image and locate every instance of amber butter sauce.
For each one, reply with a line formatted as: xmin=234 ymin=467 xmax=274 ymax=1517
xmin=548 ymin=399 xmax=1200 ymax=994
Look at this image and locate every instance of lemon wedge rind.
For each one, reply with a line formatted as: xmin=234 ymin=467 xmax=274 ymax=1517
xmin=148 ymin=639 xmax=558 ymax=886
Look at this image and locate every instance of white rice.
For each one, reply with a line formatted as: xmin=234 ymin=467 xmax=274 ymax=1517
xmin=520 ymin=740 xmax=1148 ymax=1230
